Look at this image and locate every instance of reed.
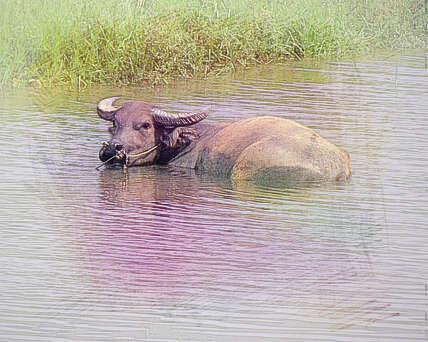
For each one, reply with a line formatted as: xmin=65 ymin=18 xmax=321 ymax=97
xmin=0 ymin=0 xmax=426 ymax=88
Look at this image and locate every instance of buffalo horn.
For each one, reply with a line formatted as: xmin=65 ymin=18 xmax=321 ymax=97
xmin=151 ymin=107 xmax=208 ymax=127
xmin=97 ymin=96 xmax=121 ymax=121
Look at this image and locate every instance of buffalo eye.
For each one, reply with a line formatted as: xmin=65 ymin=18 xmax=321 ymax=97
xmin=135 ymin=122 xmax=151 ymax=130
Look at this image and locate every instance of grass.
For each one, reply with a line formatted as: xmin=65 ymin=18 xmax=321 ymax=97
xmin=0 ymin=0 xmax=427 ymax=89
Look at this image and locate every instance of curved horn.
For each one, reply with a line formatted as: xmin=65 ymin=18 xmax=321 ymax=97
xmin=97 ymin=96 xmax=121 ymax=121
xmin=151 ymin=107 xmax=209 ymax=127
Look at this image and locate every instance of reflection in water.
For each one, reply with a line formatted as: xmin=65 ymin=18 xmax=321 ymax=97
xmin=87 ymin=169 xmax=397 ymax=333
xmin=0 ymin=53 xmax=427 ymax=341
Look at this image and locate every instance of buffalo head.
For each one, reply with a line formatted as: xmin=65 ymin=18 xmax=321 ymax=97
xmin=97 ymin=97 xmax=208 ymax=167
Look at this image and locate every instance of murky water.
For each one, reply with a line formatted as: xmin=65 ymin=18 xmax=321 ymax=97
xmin=1 ymin=52 xmax=427 ymax=341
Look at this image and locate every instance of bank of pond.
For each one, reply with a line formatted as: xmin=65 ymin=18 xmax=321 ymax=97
xmin=1 ymin=0 xmax=426 ymax=89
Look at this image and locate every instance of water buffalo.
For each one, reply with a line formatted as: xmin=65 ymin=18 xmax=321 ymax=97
xmin=97 ymin=97 xmax=350 ymax=183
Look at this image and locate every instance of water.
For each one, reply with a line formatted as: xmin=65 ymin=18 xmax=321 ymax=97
xmin=1 ymin=52 xmax=427 ymax=341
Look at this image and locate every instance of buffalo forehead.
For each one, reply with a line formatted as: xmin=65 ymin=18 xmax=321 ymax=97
xmin=115 ymin=101 xmax=154 ymax=124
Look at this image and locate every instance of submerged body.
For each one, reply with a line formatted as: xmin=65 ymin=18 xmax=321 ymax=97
xmin=97 ymin=97 xmax=350 ymax=182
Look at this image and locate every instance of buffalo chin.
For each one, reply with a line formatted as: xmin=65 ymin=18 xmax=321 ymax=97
xmin=125 ymin=155 xmax=156 ymax=167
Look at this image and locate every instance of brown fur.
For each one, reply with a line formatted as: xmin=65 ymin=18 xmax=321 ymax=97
xmin=98 ymin=101 xmax=351 ymax=182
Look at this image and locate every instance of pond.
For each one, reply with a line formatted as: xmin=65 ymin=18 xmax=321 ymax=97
xmin=0 ymin=52 xmax=427 ymax=341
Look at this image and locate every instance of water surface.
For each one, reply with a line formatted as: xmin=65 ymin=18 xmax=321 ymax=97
xmin=1 ymin=52 xmax=427 ymax=341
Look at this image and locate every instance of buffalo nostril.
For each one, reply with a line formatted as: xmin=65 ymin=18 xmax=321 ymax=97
xmin=115 ymin=144 xmax=123 ymax=151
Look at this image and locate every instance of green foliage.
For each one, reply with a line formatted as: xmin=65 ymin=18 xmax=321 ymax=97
xmin=0 ymin=0 xmax=426 ymax=88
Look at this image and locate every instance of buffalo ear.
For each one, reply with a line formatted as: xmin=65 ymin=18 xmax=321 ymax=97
xmin=159 ymin=127 xmax=200 ymax=148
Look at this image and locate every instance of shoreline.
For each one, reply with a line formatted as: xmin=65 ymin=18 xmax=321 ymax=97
xmin=1 ymin=0 xmax=426 ymax=89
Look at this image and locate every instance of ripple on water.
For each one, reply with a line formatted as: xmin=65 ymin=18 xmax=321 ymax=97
xmin=0 ymin=53 xmax=427 ymax=341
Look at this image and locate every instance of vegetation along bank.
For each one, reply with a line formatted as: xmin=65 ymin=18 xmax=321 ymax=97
xmin=1 ymin=0 xmax=427 ymax=88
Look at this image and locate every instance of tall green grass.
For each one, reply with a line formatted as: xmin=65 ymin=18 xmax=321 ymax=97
xmin=1 ymin=0 xmax=426 ymax=88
